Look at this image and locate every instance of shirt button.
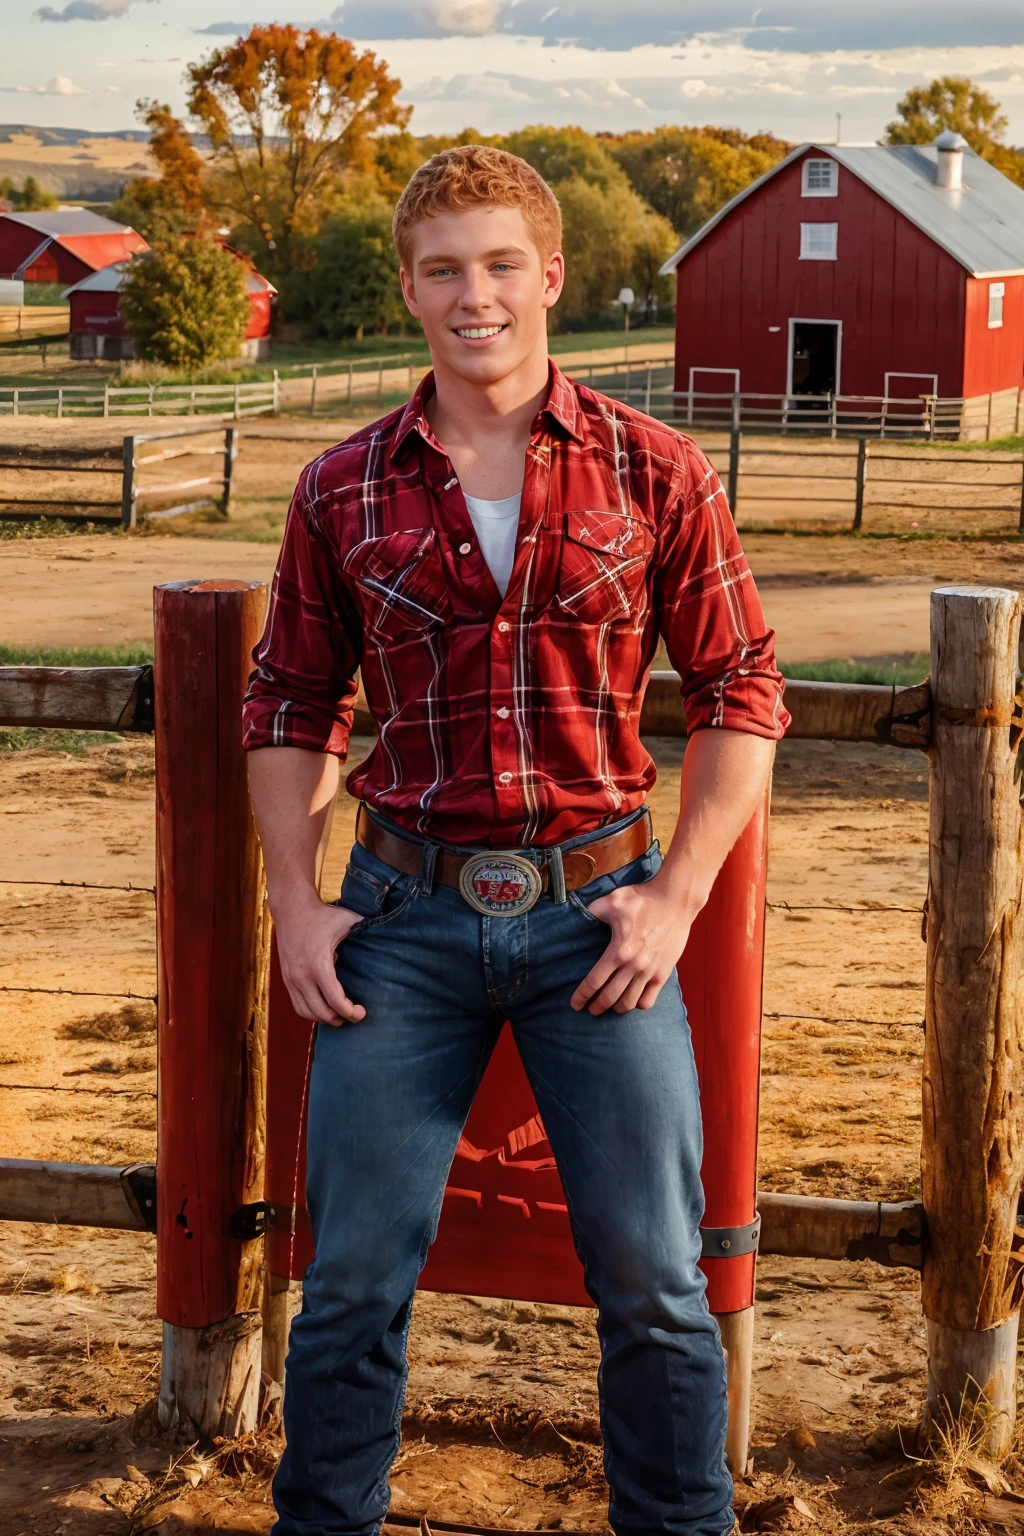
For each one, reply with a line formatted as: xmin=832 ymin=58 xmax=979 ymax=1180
xmin=498 ymin=771 xmax=513 ymax=784
xmin=458 ymin=541 xmax=472 ymax=555
xmin=497 ymin=621 xmax=511 ymax=633
xmin=496 ymin=706 xmax=510 ymax=719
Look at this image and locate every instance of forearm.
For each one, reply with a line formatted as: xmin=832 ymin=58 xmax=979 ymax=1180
xmin=655 ymin=727 xmax=776 ymax=915
xmin=247 ymin=746 xmax=341 ymax=915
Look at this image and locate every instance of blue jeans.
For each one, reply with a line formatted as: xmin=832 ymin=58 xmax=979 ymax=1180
xmin=272 ymin=819 xmax=733 ymax=1536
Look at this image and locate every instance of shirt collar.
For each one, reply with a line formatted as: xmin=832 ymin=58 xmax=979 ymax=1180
xmin=392 ymin=359 xmax=587 ymax=459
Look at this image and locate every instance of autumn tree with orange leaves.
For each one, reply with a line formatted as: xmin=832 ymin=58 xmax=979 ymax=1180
xmin=185 ymin=24 xmax=409 ymax=280
xmin=109 ymin=99 xmax=208 ymax=240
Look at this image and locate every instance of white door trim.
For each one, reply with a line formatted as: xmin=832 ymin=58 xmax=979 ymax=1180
xmin=688 ymin=365 xmax=740 ymax=394
xmin=884 ymin=370 xmax=939 ymax=400
xmin=787 ymin=317 xmax=842 ymax=396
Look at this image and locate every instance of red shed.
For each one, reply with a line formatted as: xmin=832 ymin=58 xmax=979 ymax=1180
xmin=0 ymin=209 xmax=147 ymax=286
xmin=661 ymin=133 xmax=1024 ymax=436
xmin=65 ymin=257 xmax=277 ymax=361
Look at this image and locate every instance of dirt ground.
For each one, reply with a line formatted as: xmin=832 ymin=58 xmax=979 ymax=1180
xmin=3 ymin=413 xmax=1024 ymax=1533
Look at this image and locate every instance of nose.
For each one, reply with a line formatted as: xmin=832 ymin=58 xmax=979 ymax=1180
xmin=456 ymin=263 xmax=493 ymax=315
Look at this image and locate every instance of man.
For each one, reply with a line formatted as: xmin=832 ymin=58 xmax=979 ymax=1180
xmin=244 ymin=145 xmax=788 ymax=1536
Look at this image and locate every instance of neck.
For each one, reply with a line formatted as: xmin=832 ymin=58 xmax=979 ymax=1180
xmin=426 ymin=339 xmax=550 ymax=453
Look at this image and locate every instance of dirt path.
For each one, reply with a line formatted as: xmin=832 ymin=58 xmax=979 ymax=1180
xmin=0 ymin=526 xmax=1012 ymax=661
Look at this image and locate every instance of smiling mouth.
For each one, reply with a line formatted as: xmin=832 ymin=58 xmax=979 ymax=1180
xmin=454 ymin=324 xmax=507 ymax=339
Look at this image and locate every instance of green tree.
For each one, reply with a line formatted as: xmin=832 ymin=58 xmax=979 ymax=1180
xmin=118 ymin=236 xmax=250 ymax=368
xmin=609 ymin=126 xmax=790 ymax=239
xmin=13 ymin=175 xmax=58 ymax=212
xmin=884 ymin=75 xmax=1024 ymax=185
xmin=186 ymin=24 xmax=410 ymax=280
xmin=554 ymin=177 xmax=676 ymax=331
xmin=285 ymin=198 xmax=405 ymax=340
xmin=109 ymin=100 xmax=207 ymax=240
xmin=502 ymin=125 xmax=628 ymax=192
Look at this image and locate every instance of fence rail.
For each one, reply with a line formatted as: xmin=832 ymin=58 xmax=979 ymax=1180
xmin=0 ymin=424 xmax=239 ymax=528
xmin=0 ymin=378 xmax=277 ymax=420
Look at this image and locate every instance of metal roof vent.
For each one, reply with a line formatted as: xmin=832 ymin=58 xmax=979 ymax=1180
xmin=934 ymin=130 xmax=967 ymax=190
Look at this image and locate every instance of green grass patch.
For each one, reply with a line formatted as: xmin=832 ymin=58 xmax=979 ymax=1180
xmin=0 ymin=643 xmax=152 ymax=667
xmin=0 ymin=727 xmax=123 ymax=753
xmin=780 ymin=654 xmax=929 ymax=686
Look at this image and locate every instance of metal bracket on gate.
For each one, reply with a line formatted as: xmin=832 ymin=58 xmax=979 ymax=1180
xmin=228 ymin=1200 xmax=295 ymax=1241
xmin=700 ymin=1214 xmax=761 ymax=1258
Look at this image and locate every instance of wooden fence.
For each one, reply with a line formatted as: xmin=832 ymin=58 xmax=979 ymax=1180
xmin=0 ymin=378 xmax=277 ymax=419
xmin=0 ymin=583 xmax=1021 ymax=1464
xmin=0 ymin=424 xmax=238 ymax=528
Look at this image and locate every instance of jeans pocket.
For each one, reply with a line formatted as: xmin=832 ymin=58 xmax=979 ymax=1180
xmin=568 ymin=842 xmax=662 ymax=925
xmin=336 ymin=849 xmax=420 ymax=950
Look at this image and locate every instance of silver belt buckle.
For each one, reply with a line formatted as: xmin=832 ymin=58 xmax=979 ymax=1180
xmin=458 ymin=851 xmax=543 ymax=917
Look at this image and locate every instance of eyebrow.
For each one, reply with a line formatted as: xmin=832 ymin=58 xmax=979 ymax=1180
xmin=417 ymin=245 xmax=530 ymax=267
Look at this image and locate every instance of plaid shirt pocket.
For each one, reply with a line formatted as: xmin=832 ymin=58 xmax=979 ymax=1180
xmin=344 ymin=527 xmax=452 ymax=646
xmin=557 ymin=510 xmax=654 ymax=624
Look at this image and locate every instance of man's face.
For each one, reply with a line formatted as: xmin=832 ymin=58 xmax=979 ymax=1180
xmin=400 ymin=204 xmax=564 ymax=386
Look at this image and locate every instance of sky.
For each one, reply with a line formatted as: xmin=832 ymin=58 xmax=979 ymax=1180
xmin=5 ymin=0 xmax=1024 ymax=144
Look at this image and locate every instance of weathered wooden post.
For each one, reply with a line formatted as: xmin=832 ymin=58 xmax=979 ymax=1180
xmin=923 ymin=585 xmax=1024 ymax=1457
xmin=155 ymin=578 xmax=272 ymax=1441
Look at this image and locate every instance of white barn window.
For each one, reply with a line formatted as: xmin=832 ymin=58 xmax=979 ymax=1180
xmin=988 ymin=281 xmax=1005 ymax=328
xmin=802 ymin=158 xmax=838 ymax=196
xmin=800 ymin=223 xmax=838 ymax=260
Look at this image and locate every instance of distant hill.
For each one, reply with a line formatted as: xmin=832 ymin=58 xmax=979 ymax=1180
xmin=0 ymin=126 xmax=153 ymax=203
xmin=0 ymin=124 xmax=149 ymax=146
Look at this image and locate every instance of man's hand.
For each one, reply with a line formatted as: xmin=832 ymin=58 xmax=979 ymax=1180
xmin=570 ymin=730 xmax=777 ymax=1017
xmin=570 ymin=876 xmax=695 ymax=1015
xmin=274 ymin=893 xmax=368 ymax=1026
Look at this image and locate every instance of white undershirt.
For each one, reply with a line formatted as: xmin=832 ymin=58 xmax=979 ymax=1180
xmin=462 ymin=492 xmax=522 ymax=598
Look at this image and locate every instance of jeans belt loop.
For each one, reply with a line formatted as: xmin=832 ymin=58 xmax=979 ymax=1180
xmin=419 ymin=840 xmax=439 ymax=897
xmin=546 ymin=843 xmax=567 ymax=905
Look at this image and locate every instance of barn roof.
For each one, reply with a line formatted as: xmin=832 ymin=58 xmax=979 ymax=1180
xmin=64 ymin=258 xmax=278 ymax=298
xmin=1 ymin=209 xmax=137 ymax=238
xmin=660 ymin=141 xmax=1024 ymax=279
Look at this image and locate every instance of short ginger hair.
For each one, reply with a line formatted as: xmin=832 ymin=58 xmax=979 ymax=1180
xmin=392 ymin=144 xmax=562 ymax=267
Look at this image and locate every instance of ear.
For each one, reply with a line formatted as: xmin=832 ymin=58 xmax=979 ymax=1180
xmin=541 ymin=249 xmax=565 ymax=312
xmin=399 ymin=265 xmax=421 ymax=320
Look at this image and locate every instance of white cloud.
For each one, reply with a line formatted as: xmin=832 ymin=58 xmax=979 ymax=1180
xmin=3 ymin=74 xmax=90 ymax=94
xmin=415 ymin=0 xmax=502 ymax=36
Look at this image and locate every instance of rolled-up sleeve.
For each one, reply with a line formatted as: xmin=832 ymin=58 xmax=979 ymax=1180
xmin=655 ymin=442 xmax=789 ymax=739
xmin=242 ymin=467 xmax=361 ymax=757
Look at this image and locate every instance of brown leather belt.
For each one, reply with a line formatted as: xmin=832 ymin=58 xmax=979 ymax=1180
xmin=356 ymin=806 xmax=652 ymax=917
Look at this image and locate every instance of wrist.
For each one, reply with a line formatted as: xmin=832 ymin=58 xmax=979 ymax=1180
xmin=266 ymin=880 xmax=325 ymax=923
xmin=648 ymin=862 xmax=710 ymax=921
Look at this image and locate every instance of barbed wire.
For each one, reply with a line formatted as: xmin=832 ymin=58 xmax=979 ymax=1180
xmin=767 ymin=901 xmax=923 ymax=915
xmin=0 ymin=985 xmax=156 ymax=1001
xmin=766 ymin=1009 xmax=923 ymax=1029
xmin=0 ymin=877 xmax=155 ymax=895
xmin=0 ymin=1081 xmax=155 ymax=1098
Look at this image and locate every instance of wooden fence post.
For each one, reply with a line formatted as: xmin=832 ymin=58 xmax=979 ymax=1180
xmin=923 ymin=586 xmax=1024 ymax=1457
xmin=154 ymin=579 xmax=272 ymax=1441
xmin=121 ymin=436 xmax=137 ymax=530
xmin=852 ymin=437 xmax=868 ymax=531
xmin=727 ymin=393 xmax=741 ymax=515
xmin=221 ymin=426 xmax=237 ymax=516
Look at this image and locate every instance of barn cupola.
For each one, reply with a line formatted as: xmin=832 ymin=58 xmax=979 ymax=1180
xmin=934 ymin=129 xmax=967 ymax=190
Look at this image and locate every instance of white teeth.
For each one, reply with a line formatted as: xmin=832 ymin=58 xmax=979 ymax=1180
xmin=456 ymin=325 xmax=505 ymax=339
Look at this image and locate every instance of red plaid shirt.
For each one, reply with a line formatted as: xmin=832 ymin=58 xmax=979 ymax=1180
xmin=242 ymin=366 xmax=788 ymax=847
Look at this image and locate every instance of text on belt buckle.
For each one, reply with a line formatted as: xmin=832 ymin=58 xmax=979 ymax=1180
xmin=458 ymin=852 xmax=543 ymax=917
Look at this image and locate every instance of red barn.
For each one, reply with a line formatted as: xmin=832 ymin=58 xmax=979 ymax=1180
xmin=661 ymin=133 xmax=1024 ymax=436
xmin=66 ymin=257 xmax=277 ymax=361
xmin=0 ymin=209 xmax=147 ymax=286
